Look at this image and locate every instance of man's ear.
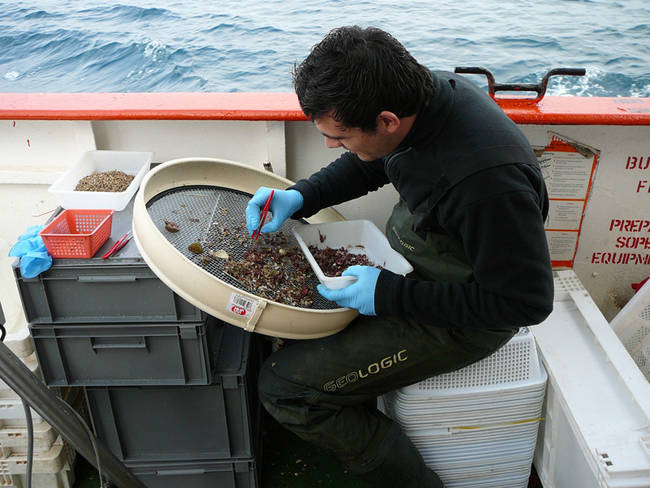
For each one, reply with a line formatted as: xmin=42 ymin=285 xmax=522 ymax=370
xmin=376 ymin=111 xmax=401 ymax=133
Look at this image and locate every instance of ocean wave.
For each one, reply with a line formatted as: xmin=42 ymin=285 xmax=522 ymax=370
xmin=24 ymin=10 xmax=64 ymax=20
xmin=494 ymin=36 xmax=563 ymax=51
xmin=626 ymin=23 xmax=650 ymax=34
xmin=202 ymin=22 xmax=284 ymax=36
xmin=77 ymin=4 xmax=177 ymax=22
xmin=545 ymin=68 xmax=650 ymax=97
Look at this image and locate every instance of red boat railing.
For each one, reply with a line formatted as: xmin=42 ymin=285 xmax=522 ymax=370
xmin=0 ymin=92 xmax=649 ymax=125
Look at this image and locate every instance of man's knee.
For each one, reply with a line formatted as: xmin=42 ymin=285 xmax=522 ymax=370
xmin=259 ymin=353 xmax=301 ymax=395
xmin=258 ymin=354 xmax=313 ymax=421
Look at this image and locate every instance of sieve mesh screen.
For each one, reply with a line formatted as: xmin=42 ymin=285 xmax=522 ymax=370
xmin=146 ymin=185 xmax=338 ymax=310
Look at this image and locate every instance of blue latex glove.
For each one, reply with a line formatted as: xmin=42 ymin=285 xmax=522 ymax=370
xmin=245 ymin=187 xmax=303 ymax=235
xmin=14 ymin=224 xmax=43 ymax=242
xmin=8 ymin=224 xmax=53 ymax=279
xmin=317 ymin=265 xmax=381 ymax=316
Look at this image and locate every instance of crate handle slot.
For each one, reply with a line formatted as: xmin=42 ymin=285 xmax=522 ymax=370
xmin=91 ymin=337 xmax=147 ymax=351
xmin=155 ymin=469 xmax=206 ymax=476
xmin=78 ymin=275 xmax=137 ymax=283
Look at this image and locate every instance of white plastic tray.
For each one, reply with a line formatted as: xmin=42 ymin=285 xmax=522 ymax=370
xmin=292 ymin=220 xmax=414 ymax=289
xmin=399 ymin=328 xmax=544 ymax=396
xmin=49 ymin=150 xmax=153 ymax=211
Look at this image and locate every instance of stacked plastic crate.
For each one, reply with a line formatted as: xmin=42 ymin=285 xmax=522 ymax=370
xmin=0 ymin=309 xmax=78 ymax=488
xmin=13 ymin=203 xmax=262 ymax=488
xmin=380 ymin=327 xmax=547 ymax=488
xmin=531 ymin=270 xmax=650 ymax=488
xmin=611 ymin=279 xmax=650 ymax=381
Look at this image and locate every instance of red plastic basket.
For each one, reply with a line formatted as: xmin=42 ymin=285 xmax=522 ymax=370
xmin=39 ymin=209 xmax=114 ymax=258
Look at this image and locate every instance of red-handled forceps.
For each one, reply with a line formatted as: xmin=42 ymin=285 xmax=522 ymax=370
xmin=102 ymin=230 xmax=133 ymax=259
xmin=252 ymin=190 xmax=274 ymax=240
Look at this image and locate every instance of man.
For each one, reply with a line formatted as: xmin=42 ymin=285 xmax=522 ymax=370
xmin=246 ymin=26 xmax=553 ymax=487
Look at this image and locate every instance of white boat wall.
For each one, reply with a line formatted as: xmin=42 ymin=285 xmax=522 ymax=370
xmin=1 ymin=92 xmax=649 ymax=327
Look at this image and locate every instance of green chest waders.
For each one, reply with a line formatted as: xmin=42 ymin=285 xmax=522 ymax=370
xmin=386 ymin=199 xmax=473 ymax=284
xmin=257 ymin=200 xmax=518 ymax=485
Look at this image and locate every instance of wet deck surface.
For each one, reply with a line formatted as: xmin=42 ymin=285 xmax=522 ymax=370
xmin=259 ymin=414 xmax=368 ymax=488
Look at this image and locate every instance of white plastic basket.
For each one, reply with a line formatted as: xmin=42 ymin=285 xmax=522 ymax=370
xmin=409 ymin=422 xmax=540 ymax=448
xmin=387 ymin=398 xmax=544 ymax=427
xmin=610 ymin=279 xmax=650 ymax=381
xmin=400 ymin=328 xmax=545 ymax=397
xmin=292 ymin=220 xmax=413 ymax=289
xmin=0 ymin=469 xmax=75 ymax=488
xmin=0 ymin=442 xmax=75 ymax=474
xmin=48 ymin=150 xmax=152 ymax=211
xmin=0 ymin=422 xmax=61 ymax=452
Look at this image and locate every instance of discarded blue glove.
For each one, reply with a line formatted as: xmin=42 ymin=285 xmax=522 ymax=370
xmin=9 ymin=224 xmax=52 ymax=279
xmin=317 ymin=265 xmax=381 ymax=316
xmin=245 ymin=187 xmax=303 ymax=235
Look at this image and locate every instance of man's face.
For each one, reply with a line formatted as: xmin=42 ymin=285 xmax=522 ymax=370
xmin=314 ymin=114 xmax=396 ymax=162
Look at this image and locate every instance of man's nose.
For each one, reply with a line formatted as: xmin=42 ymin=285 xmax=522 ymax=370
xmin=325 ymin=137 xmax=342 ymax=149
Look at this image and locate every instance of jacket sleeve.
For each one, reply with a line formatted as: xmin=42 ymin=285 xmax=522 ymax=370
xmin=374 ymin=166 xmax=554 ymax=329
xmin=288 ymin=152 xmax=390 ymax=218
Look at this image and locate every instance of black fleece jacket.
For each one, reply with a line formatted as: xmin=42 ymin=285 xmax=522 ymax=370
xmin=290 ymin=71 xmax=554 ymax=330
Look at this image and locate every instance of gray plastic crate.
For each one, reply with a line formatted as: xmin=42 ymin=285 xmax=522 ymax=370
xmin=128 ymin=458 xmax=259 ymax=488
xmin=85 ymin=325 xmax=260 ymax=462
xmin=29 ymin=318 xmax=220 ymax=387
xmin=13 ymin=200 xmax=205 ymax=325
xmin=13 ymin=261 xmax=205 ymax=324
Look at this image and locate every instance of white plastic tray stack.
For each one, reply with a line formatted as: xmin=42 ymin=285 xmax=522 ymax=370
xmin=380 ymin=327 xmax=546 ymax=488
xmin=610 ymin=279 xmax=650 ymax=381
xmin=0 ymin=310 xmax=77 ymax=488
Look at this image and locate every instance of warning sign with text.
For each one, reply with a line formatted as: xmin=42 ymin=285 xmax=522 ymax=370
xmin=540 ymin=135 xmax=599 ymax=268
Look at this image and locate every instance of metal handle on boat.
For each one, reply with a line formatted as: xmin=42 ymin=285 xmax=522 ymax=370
xmin=454 ymin=66 xmax=586 ymax=101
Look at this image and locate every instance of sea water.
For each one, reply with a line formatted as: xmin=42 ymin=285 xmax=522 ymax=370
xmin=1 ymin=0 xmax=648 ymax=96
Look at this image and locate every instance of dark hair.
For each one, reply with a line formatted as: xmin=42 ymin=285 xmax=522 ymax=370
xmin=292 ymin=26 xmax=435 ymax=131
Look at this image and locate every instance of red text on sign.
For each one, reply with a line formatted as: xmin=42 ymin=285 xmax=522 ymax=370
xmin=591 ymin=252 xmax=650 ymax=265
xmin=609 ymin=219 xmax=650 ymax=232
xmin=616 ymin=236 xmax=650 ymax=249
xmin=626 ymin=156 xmax=650 ymax=170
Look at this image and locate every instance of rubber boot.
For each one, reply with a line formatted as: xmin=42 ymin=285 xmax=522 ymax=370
xmin=356 ymin=429 xmax=444 ymax=488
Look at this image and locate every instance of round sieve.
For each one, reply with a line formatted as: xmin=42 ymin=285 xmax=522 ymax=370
xmin=146 ymin=185 xmax=335 ymax=309
xmin=132 ymin=157 xmax=359 ymax=339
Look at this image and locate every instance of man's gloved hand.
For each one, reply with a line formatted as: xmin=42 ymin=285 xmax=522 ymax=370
xmin=246 ymin=187 xmax=303 ymax=235
xmin=317 ymin=265 xmax=381 ymax=316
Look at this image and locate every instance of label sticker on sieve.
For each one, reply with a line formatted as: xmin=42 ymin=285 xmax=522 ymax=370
xmin=227 ymin=293 xmax=259 ymax=317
